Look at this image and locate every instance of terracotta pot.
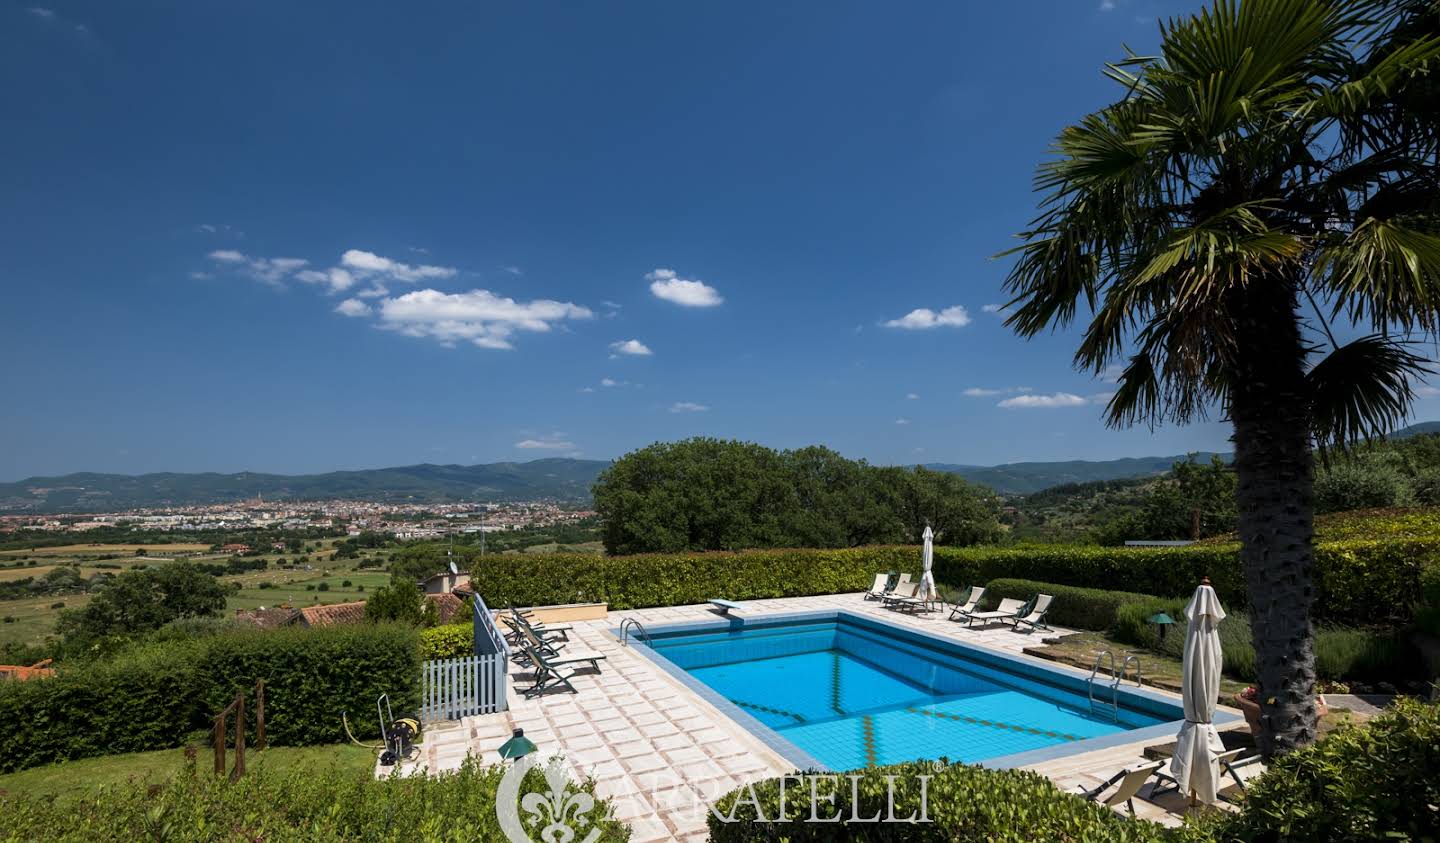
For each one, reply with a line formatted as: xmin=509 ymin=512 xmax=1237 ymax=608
xmin=1235 ymin=694 xmax=1263 ymax=737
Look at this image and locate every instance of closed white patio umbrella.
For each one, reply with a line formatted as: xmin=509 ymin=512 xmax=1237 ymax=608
xmin=919 ymin=526 xmax=936 ymax=603
xmin=1171 ymin=576 xmax=1227 ymax=804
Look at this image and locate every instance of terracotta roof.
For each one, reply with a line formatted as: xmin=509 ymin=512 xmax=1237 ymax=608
xmin=298 ymin=600 xmax=368 ymax=627
xmin=0 ymin=660 xmax=55 ymax=682
xmin=234 ymin=607 xmax=299 ymax=630
xmin=420 ymin=570 xmax=469 ymax=583
xmin=426 ymin=592 xmax=466 ymax=623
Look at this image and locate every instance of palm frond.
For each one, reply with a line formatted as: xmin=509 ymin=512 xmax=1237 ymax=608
xmin=1306 ymin=335 xmax=1433 ymax=450
xmin=1318 ymin=217 xmax=1440 ymax=333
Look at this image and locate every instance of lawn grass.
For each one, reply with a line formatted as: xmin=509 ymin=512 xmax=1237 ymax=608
xmin=0 ymin=743 xmax=376 ymax=803
xmin=1028 ymin=630 xmax=1252 ymax=698
xmin=0 ymin=544 xmax=212 ymax=556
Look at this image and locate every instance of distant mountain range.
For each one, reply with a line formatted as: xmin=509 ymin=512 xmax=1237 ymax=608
xmin=5 ymin=422 xmax=1437 ymax=512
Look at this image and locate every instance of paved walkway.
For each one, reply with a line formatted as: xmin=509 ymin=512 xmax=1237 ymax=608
xmin=395 ymin=593 xmax=1257 ymax=840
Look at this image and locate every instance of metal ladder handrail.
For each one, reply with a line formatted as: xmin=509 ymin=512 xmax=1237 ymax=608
xmin=619 ymin=617 xmax=651 ymax=648
xmin=1121 ymin=654 xmax=1143 ymax=689
xmin=1088 ymin=650 xmax=1121 ymax=721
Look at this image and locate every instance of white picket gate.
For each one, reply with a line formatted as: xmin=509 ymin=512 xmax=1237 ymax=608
xmin=420 ymin=653 xmax=508 ymax=721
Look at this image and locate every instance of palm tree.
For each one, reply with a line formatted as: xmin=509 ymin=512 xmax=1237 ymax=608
xmin=1002 ymin=0 xmax=1439 ymax=756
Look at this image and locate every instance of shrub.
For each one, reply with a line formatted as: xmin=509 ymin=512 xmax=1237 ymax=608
xmin=1184 ymin=698 xmax=1440 ymax=842
xmin=708 ymin=760 xmax=1166 ymax=842
xmin=317 ymin=582 xmax=330 ymax=592
xmin=981 ymin=578 xmax=1161 ymax=630
xmin=342 ymin=579 xmax=352 ymax=587
xmin=0 ymin=757 xmax=629 ymax=842
xmin=419 ymin=624 xmax=474 ymax=660
xmin=1113 ymin=601 xmax=1407 ymax=683
xmin=0 ymin=624 xmax=420 ymax=772
xmin=407 ymin=537 xmax=1439 ymax=627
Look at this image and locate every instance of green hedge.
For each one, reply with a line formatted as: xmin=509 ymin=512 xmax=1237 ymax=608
xmin=707 ymin=760 xmax=1167 ymax=842
xmin=1175 ymin=698 xmax=1440 ymax=842
xmin=442 ymin=537 xmax=1440 ymax=626
xmin=418 ymin=624 xmax=473 ymax=660
xmin=981 ymin=578 xmax=1161 ymax=630
xmin=0 ymin=756 xmax=630 ymax=843
xmin=1113 ymin=599 xmax=1409 ymax=683
xmin=0 ymin=624 xmax=420 ymax=773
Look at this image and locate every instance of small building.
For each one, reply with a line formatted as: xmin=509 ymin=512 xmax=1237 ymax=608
xmin=220 ymin=543 xmax=252 ymax=554
xmin=296 ymin=601 xmax=368 ymax=627
xmin=420 ymin=570 xmax=471 ymax=595
xmin=234 ymin=606 xmax=299 ymax=630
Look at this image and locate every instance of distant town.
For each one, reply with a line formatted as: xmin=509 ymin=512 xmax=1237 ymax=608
xmin=0 ymin=498 xmax=596 ymax=541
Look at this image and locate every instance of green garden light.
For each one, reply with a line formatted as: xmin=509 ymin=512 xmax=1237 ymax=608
xmin=498 ymin=728 xmax=537 ymax=761
xmin=1148 ymin=612 xmax=1175 ymax=645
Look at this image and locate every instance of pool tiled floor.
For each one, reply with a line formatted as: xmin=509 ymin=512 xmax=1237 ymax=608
xmin=394 ymin=593 xmax=1254 ymax=840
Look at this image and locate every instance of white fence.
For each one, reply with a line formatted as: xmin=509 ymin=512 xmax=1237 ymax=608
xmin=420 ymin=653 xmax=508 ymax=721
xmin=419 ymin=594 xmax=511 ymax=722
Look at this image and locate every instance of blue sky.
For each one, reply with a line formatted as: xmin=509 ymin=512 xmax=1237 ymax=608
xmin=5 ymin=1 xmax=1437 ymax=479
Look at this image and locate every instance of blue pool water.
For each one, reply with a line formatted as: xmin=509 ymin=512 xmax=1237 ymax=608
xmin=646 ymin=615 xmax=1172 ymax=770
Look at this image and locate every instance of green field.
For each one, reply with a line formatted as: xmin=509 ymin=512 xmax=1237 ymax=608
xmin=0 ymin=540 xmax=395 ymax=650
xmin=0 ymin=743 xmax=375 ymax=803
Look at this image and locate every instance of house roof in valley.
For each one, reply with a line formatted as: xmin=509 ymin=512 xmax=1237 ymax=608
xmin=298 ymin=600 xmax=368 ymax=627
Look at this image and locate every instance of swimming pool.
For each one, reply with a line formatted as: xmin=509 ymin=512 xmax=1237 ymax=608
xmin=627 ymin=611 xmax=1209 ymax=771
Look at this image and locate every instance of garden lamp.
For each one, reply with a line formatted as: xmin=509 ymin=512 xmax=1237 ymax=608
xmin=498 ymin=728 xmax=537 ymax=761
xmin=1148 ymin=612 xmax=1175 ymax=644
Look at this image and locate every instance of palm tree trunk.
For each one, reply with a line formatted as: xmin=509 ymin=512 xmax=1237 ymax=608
xmin=1228 ymin=280 xmax=1319 ymax=757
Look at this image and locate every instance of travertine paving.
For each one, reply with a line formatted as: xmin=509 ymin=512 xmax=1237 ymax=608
xmin=395 ymin=593 xmax=1258 ymax=840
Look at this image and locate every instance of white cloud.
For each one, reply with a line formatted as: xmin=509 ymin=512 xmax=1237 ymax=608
xmin=610 ymin=339 xmax=653 ymax=356
xmin=515 ymin=438 xmax=577 ymax=450
xmin=895 ymin=418 xmax=910 ymax=425
xmin=647 ymin=268 xmax=723 ymax=307
xmin=883 ymin=305 xmax=971 ymax=330
xmin=188 ymin=271 xmax=212 ymax=280
xmin=296 ymin=267 xmax=356 ymax=293
xmin=906 ymin=393 xmax=920 ymax=400
xmin=998 ymin=392 xmax=1090 ymax=409
xmin=375 ymin=288 xmax=593 ymax=350
xmin=28 ymin=7 xmax=56 ymax=18
xmin=669 ymin=401 xmax=709 ymax=413
xmin=207 ymin=250 xmax=308 ymax=285
xmin=355 ymin=283 xmax=389 ymax=299
xmin=335 ymin=298 xmax=371 ymax=317
xmin=340 ymin=249 xmax=456 ymax=283
xmin=602 ymin=300 xmax=623 ymax=310
xmin=500 ymin=265 xmax=522 ymax=276
xmin=1098 ymin=365 xmax=1126 ymax=383
xmin=578 ymin=386 xmax=595 ymax=393
xmin=1418 ymin=385 xmax=1440 ymax=398
xmin=963 ymin=386 xmax=1032 ymax=397
xmin=1100 ymin=0 xmax=1116 ymax=10
xmin=981 ymin=303 xmax=1010 ymax=316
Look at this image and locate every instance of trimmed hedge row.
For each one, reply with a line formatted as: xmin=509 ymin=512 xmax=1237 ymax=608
xmin=980 ymin=578 xmax=1161 ymax=630
xmin=0 ymin=624 xmax=420 ymax=773
xmin=448 ymin=537 xmax=1440 ymax=626
xmin=1 ymin=757 xmax=630 ymax=843
xmin=708 ymin=760 xmax=1167 ymax=842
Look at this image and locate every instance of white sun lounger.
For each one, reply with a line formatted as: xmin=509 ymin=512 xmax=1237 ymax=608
xmin=961 ymin=597 xmax=1026 ymax=628
xmin=948 ymin=587 xmax=986 ymax=622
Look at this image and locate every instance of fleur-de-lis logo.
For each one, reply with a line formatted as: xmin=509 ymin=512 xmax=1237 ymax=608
xmin=497 ymin=755 xmax=603 ymax=843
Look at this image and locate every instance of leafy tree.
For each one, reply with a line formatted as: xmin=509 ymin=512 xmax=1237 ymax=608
xmin=1001 ymin=0 xmax=1439 ymax=755
xmin=363 ymin=577 xmax=438 ymax=627
xmin=593 ymin=438 xmax=1001 ymax=554
xmin=55 ymin=562 xmax=227 ymax=652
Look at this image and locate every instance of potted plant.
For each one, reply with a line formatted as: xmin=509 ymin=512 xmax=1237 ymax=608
xmin=1235 ymin=686 xmax=1328 ymax=737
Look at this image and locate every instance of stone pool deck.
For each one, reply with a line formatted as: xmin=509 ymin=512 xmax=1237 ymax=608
xmin=393 ymin=594 xmax=1257 ymax=840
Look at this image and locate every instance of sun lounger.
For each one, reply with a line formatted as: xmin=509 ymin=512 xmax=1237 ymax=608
xmin=518 ymin=626 xmax=606 ymax=671
xmin=880 ymin=581 xmax=921 ymax=608
xmin=863 ymin=573 xmax=891 ymax=600
xmin=1008 ymin=593 xmax=1054 ymax=632
xmin=1150 ymin=748 xmax=1252 ymax=798
xmin=1077 ymin=760 xmax=1164 ymax=815
xmin=519 ymin=644 xmax=582 ymax=698
xmin=888 ymin=583 xmax=937 ymax=613
xmin=947 ymin=587 xmax=986 ymax=622
xmin=503 ymin=608 xmax=572 ymax=643
xmin=961 ymin=597 xmax=1026 ymax=627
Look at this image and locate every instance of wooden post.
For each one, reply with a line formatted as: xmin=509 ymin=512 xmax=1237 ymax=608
xmin=213 ymin=713 xmax=226 ymax=776
xmin=254 ymin=679 xmax=266 ymax=751
xmin=233 ymin=694 xmax=246 ymax=780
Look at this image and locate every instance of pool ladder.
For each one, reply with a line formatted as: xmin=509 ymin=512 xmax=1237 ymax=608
xmin=619 ymin=617 xmax=652 ymax=648
xmin=1087 ymin=651 xmax=1141 ymax=722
